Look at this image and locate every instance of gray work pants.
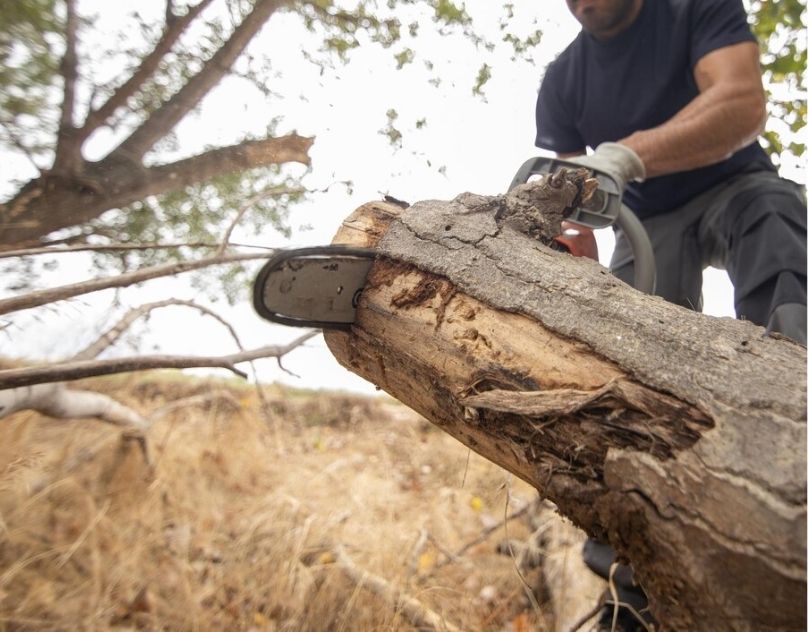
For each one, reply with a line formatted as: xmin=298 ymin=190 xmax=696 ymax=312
xmin=610 ymin=166 xmax=807 ymax=342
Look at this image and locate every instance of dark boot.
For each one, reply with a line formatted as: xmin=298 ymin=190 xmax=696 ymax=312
xmin=583 ymin=539 xmax=657 ymax=631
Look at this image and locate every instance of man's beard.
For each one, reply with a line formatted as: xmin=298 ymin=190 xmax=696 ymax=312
xmin=573 ymin=0 xmax=637 ymax=38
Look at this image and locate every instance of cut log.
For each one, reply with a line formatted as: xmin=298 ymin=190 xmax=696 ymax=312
xmin=323 ymin=175 xmax=807 ymax=631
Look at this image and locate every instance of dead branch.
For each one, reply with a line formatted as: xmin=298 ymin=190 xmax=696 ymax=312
xmin=72 ymin=298 xmax=247 ymax=361
xmin=149 ymin=390 xmax=241 ymax=421
xmin=218 ymin=185 xmax=306 ymax=255
xmin=433 ymin=500 xmax=534 ymax=570
xmin=406 ymin=527 xmax=430 ymax=578
xmin=0 ymin=382 xmax=147 ymax=428
xmin=0 ymin=330 xmax=318 ymax=389
xmin=332 ymin=546 xmax=462 ymax=632
xmin=0 ymin=241 xmax=225 ymax=259
xmin=0 ymin=251 xmax=265 ymax=316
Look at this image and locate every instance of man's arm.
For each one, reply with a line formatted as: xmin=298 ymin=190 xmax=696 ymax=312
xmin=619 ymin=41 xmax=767 ymax=178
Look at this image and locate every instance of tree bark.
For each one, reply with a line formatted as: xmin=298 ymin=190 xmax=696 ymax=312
xmin=323 ymin=182 xmax=807 ymax=630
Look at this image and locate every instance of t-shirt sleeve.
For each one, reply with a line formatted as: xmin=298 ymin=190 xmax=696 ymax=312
xmin=689 ymin=0 xmax=757 ymax=67
xmin=534 ymin=62 xmax=585 ymax=153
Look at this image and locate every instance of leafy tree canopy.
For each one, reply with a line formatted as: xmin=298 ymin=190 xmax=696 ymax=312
xmin=749 ymin=0 xmax=807 ymax=163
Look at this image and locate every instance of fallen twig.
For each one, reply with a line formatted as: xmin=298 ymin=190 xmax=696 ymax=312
xmin=0 ymin=382 xmax=148 ymax=428
xmin=149 ymin=390 xmax=241 ymax=421
xmin=332 ymin=546 xmax=462 ymax=632
xmin=434 ymin=499 xmax=535 ymax=570
xmin=406 ymin=527 xmax=430 ymax=578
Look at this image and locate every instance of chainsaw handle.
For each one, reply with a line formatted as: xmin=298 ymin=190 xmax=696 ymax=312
xmin=616 ymin=203 xmax=656 ymax=295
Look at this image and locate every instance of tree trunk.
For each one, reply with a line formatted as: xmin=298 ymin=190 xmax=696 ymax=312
xmin=322 ymin=182 xmax=807 ymax=631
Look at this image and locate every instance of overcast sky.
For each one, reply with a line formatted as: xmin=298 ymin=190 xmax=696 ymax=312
xmin=2 ymin=1 xmax=802 ymax=395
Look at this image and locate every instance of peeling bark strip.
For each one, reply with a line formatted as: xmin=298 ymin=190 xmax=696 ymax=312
xmin=324 ymin=176 xmax=807 ymax=631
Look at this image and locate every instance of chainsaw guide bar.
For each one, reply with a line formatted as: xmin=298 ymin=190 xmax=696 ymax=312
xmin=252 ymin=246 xmax=376 ymax=329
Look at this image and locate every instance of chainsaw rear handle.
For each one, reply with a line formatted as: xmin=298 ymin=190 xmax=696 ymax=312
xmin=509 ymin=156 xmax=656 ymax=295
xmin=614 ymin=202 xmax=656 ymax=296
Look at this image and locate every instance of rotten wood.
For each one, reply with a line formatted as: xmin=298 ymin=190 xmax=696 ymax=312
xmin=323 ymin=174 xmax=807 ymax=631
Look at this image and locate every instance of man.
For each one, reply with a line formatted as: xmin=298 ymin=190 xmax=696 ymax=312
xmin=534 ymin=0 xmax=806 ymax=628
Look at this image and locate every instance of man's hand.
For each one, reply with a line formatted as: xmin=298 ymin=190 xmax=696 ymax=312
xmin=566 ymin=142 xmax=646 ymax=191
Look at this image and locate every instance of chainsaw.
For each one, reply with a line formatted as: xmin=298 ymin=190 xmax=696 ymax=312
xmin=252 ymin=157 xmax=656 ymax=329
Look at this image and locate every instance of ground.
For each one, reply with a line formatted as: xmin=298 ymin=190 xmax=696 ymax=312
xmin=0 ymin=372 xmax=604 ymax=631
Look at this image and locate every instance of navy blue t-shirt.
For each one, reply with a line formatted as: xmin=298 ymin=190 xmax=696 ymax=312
xmin=535 ymin=0 xmax=775 ymax=218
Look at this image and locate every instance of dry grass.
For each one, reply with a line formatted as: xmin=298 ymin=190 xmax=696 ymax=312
xmin=0 ymin=372 xmax=603 ymax=631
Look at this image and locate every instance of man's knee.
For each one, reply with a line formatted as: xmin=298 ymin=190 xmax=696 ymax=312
xmin=723 ymin=185 xmax=806 ymax=336
xmin=723 ymin=185 xmax=806 ymax=297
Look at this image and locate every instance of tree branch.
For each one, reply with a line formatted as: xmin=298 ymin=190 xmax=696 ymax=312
xmin=53 ymin=0 xmax=80 ymax=173
xmin=77 ymin=0 xmax=215 ymax=144
xmin=0 ymin=241 xmax=225 ymax=259
xmin=0 ymin=382 xmax=148 ymax=428
xmin=330 ymin=546 xmax=462 ymax=632
xmin=109 ymin=0 xmax=289 ymax=162
xmin=0 ymin=251 xmax=267 ymax=316
xmin=72 ymin=298 xmax=247 ymax=361
xmin=141 ymin=134 xmax=313 ymax=197
xmin=150 ymin=389 xmax=241 ymax=421
xmin=0 ymin=331 xmax=318 ymax=389
xmin=218 ymin=184 xmax=305 ymax=255
xmin=0 ymin=119 xmax=44 ymax=172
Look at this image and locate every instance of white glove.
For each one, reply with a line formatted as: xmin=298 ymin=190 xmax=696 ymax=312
xmin=566 ymin=142 xmax=646 ymax=191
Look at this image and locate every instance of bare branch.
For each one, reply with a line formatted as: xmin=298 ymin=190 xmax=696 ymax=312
xmin=0 ymin=331 xmax=318 ymax=389
xmin=165 ymin=0 xmax=177 ymax=26
xmin=72 ymin=298 xmax=247 ymax=361
xmin=0 ymin=231 xmax=100 ymax=253
xmin=110 ymin=0 xmax=289 ymax=162
xmin=0 ymin=382 xmax=148 ymax=428
xmin=0 ymin=241 xmax=278 ymax=259
xmin=0 ymin=251 xmax=266 ymax=316
xmin=150 ymin=390 xmax=240 ymax=421
xmin=78 ymin=0 xmax=215 ymax=142
xmin=330 ymin=546 xmax=462 ymax=632
xmin=0 ymin=241 xmax=222 ymax=259
xmin=275 ymin=355 xmax=300 ymax=378
xmin=0 ymin=120 xmax=43 ymax=172
xmin=218 ymin=185 xmax=305 ymax=255
xmin=53 ymin=0 xmax=80 ymax=173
